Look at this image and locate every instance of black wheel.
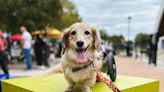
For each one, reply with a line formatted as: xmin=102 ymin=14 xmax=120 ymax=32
xmin=106 ymin=55 xmax=116 ymax=81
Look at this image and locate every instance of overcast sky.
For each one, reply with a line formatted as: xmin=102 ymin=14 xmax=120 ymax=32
xmin=71 ymin=0 xmax=163 ymax=40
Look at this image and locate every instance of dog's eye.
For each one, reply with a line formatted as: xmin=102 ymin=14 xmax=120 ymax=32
xmin=71 ymin=31 xmax=76 ymax=35
xmin=85 ymin=31 xmax=90 ymax=35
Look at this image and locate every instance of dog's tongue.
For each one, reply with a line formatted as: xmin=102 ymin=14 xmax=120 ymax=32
xmin=77 ymin=53 xmax=87 ymax=64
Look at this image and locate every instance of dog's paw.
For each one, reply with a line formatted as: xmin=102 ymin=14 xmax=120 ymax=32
xmin=83 ymin=86 xmax=92 ymax=92
xmin=65 ymin=91 xmax=72 ymax=92
xmin=65 ymin=89 xmax=73 ymax=92
xmin=65 ymin=86 xmax=74 ymax=92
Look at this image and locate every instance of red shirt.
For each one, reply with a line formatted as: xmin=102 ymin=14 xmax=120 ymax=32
xmin=0 ymin=37 xmax=6 ymax=52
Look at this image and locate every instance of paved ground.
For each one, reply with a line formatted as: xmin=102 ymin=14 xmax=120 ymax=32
xmin=1 ymin=54 xmax=164 ymax=91
xmin=116 ymin=55 xmax=164 ymax=92
xmin=6 ymin=58 xmax=60 ymax=77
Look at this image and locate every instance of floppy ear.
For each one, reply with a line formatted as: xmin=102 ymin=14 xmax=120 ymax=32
xmin=92 ymin=26 xmax=101 ymax=51
xmin=61 ymin=28 xmax=70 ymax=49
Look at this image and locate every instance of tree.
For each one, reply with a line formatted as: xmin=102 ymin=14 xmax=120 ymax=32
xmin=0 ymin=0 xmax=81 ymax=33
xmin=99 ymin=29 xmax=110 ymax=41
xmin=109 ymin=35 xmax=124 ymax=44
xmin=0 ymin=0 xmax=63 ymax=33
xmin=135 ymin=33 xmax=150 ymax=48
xmin=99 ymin=29 xmax=124 ymax=44
xmin=60 ymin=0 xmax=81 ymax=29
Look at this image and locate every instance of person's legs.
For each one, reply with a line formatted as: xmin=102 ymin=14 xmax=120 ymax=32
xmin=43 ymin=55 xmax=49 ymax=67
xmin=43 ymin=49 xmax=50 ymax=67
xmin=0 ymin=52 xmax=10 ymax=79
xmin=24 ymin=49 xmax=32 ymax=69
xmin=153 ymin=51 xmax=157 ymax=66
xmin=42 ymin=52 xmax=46 ymax=66
xmin=35 ymin=49 xmax=43 ymax=66
xmin=37 ymin=52 xmax=43 ymax=66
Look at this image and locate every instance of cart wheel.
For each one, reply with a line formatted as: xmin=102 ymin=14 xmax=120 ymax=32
xmin=106 ymin=55 xmax=116 ymax=81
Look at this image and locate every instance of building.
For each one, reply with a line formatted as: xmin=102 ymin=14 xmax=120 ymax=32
xmin=157 ymin=2 xmax=164 ymax=50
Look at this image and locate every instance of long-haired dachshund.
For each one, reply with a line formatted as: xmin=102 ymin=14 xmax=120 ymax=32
xmin=61 ymin=23 xmax=102 ymax=92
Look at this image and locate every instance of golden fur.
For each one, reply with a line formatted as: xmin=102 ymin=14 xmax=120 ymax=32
xmin=61 ymin=23 xmax=102 ymax=92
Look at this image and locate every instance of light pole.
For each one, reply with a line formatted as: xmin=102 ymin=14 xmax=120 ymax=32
xmin=126 ymin=16 xmax=132 ymax=56
xmin=128 ymin=16 xmax=132 ymax=41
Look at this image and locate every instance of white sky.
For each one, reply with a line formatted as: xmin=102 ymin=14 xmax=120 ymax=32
xmin=71 ymin=0 xmax=163 ymax=41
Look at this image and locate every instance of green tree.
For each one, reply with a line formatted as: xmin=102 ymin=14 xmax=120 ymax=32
xmin=0 ymin=0 xmax=62 ymax=33
xmin=99 ymin=29 xmax=110 ymax=41
xmin=100 ymin=29 xmax=124 ymax=44
xmin=109 ymin=35 xmax=124 ymax=44
xmin=60 ymin=0 xmax=81 ymax=29
xmin=135 ymin=33 xmax=150 ymax=47
xmin=0 ymin=0 xmax=81 ymax=33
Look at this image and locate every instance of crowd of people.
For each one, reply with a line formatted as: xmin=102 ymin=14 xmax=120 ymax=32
xmin=34 ymin=34 xmax=50 ymax=69
xmin=0 ymin=26 xmax=61 ymax=78
xmin=20 ymin=26 xmax=52 ymax=70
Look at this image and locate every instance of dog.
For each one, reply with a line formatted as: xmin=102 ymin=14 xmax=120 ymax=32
xmin=61 ymin=23 xmax=103 ymax=92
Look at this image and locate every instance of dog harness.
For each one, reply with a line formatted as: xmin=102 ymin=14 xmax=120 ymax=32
xmin=72 ymin=62 xmax=93 ymax=72
xmin=71 ymin=58 xmax=120 ymax=92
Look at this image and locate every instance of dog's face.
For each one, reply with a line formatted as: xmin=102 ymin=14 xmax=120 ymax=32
xmin=62 ymin=23 xmax=101 ymax=64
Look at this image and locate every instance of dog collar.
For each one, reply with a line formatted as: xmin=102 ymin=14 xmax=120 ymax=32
xmin=72 ymin=62 xmax=93 ymax=73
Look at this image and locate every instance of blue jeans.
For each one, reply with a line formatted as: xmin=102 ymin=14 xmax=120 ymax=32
xmin=24 ymin=49 xmax=32 ymax=69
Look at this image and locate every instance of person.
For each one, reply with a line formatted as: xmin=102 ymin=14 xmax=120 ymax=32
xmin=20 ymin=26 xmax=32 ymax=70
xmin=34 ymin=34 xmax=50 ymax=69
xmin=42 ymin=35 xmax=50 ymax=68
xmin=0 ymin=30 xmax=10 ymax=79
xmin=55 ymin=42 xmax=62 ymax=58
xmin=34 ymin=34 xmax=45 ymax=69
xmin=149 ymin=34 xmax=158 ymax=66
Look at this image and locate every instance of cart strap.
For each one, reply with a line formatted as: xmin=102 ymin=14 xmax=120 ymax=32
xmin=89 ymin=58 xmax=120 ymax=92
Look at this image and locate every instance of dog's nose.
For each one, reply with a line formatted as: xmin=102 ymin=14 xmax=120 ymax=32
xmin=76 ymin=41 xmax=84 ymax=47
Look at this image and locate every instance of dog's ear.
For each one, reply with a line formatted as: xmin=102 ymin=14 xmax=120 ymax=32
xmin=61 ymin=28 xmax=70 ymax=49
xmin=92 ymin=26 xmax=101 ymax=51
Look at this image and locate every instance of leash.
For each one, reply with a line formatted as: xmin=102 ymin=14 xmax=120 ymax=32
xmin=89 ymin=58 xmax=120 ymax=92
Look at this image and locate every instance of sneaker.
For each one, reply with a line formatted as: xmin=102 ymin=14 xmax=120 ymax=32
xmin=37 ymin=65 xmax=42 ymax=69
xmin=24 ymin=68 xmax=32 ymax=71
xmin=37 ymin=65 xmax=47 ymax=70
xmin=5 ymin=74 xmax=12 ymax=79
xmin=40 ymin=66 xmax=47 ymax=70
